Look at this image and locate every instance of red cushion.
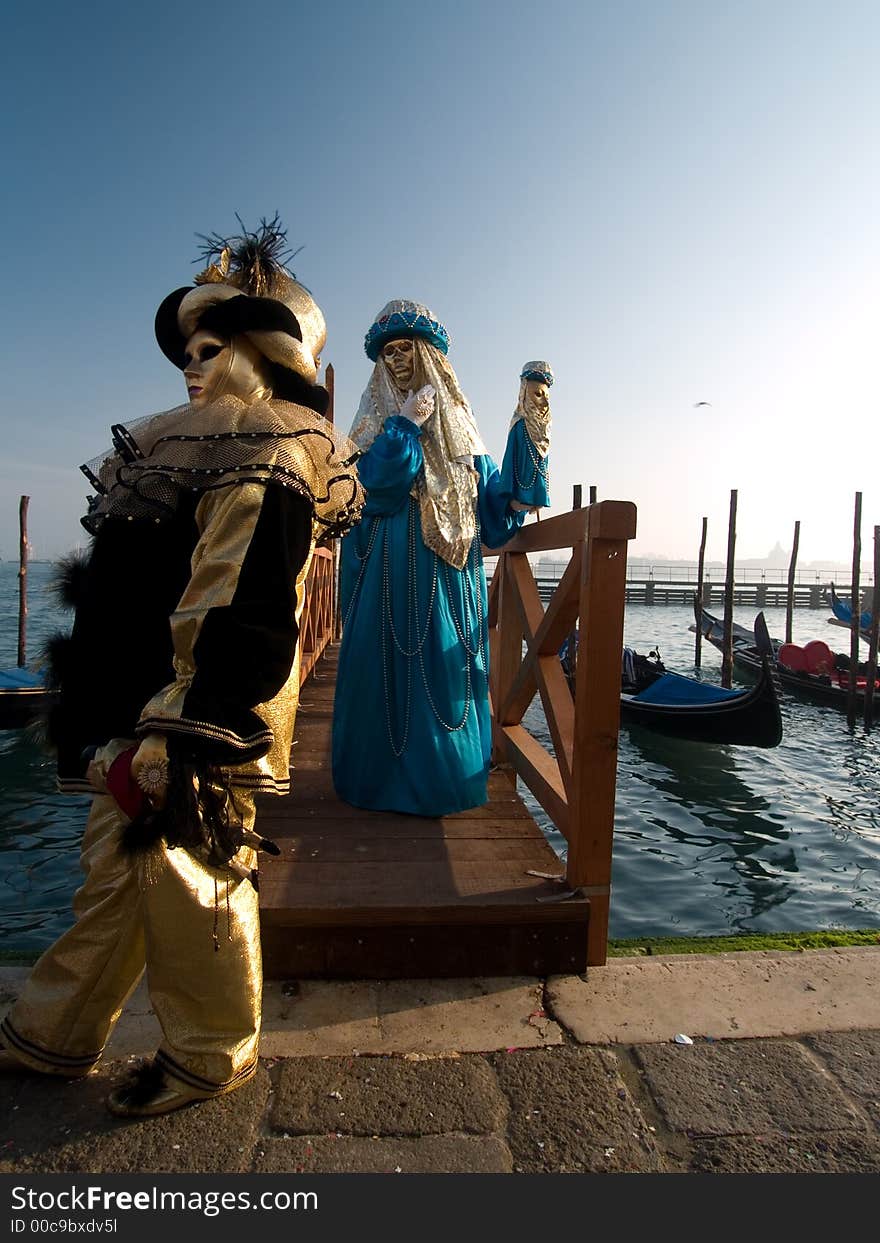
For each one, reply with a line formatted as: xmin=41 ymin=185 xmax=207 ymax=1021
xmin=802 ymin=640 xmax=835 ymax=676
xmin=778 ymin=642 xmax=807 ymax=672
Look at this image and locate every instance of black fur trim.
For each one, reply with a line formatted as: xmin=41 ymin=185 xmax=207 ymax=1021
xmin=269 ymin=366 xmax=330 ymax=413
xmin=114 ymin=1059 xmax=167 ymax=1107
xmin=50 ymin=550 xmax=92 ymax=609
xmin=42 ymin=631 xmax=75 ymax=691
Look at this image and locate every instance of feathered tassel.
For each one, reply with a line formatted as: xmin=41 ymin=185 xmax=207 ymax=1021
xmin=194 ymin=213 xmax=303 ymax=299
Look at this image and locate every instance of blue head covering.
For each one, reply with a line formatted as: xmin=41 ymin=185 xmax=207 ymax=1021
xmin=364 ymin=299 xmax=450 ymax=361
xmin=520 ymin=361 xmax=554 ymax=386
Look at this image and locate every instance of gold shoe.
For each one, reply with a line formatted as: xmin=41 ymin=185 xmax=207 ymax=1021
xmin=106 ymin=1059 xmax=255 ymax=1118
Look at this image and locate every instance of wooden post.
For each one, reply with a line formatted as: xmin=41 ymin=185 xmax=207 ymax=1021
xmin=564 ymin=485 xmax=583 ymax=688
xmin=566 ymin=502 xmax=636 ymax=965
xmin=17 ymin=495 xmax=29 ymax=668
xmin=785 ymin=520 xmax=800 ymax=644
xmin=864 ymin=525 xmax=880 ymax=729
xmin=588 ymin=485 xmax=597 ymax=504
xmin=848 ymin=492 xmax=862 ymax=727
xmin=721 ymin=490 xmax=737 ymax=688
xmin=324 ymin=362 xmax=335 ymax=426
xmin=694 ymin=516 xmax=707 ymax=668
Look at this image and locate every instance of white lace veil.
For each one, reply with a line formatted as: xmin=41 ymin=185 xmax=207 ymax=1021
xmin=350 ymin=338 xmax=486 ymax=569
xmin=509 ymin=361 xmax=553 ymax=456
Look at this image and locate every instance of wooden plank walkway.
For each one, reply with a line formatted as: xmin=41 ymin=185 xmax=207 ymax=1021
xmin=257 ymin=645 xmax=589 ymax=979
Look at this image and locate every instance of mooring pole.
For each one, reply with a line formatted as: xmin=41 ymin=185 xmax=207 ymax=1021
xmin=721 ymin=490 xmax=737 ymax=688
xmin=785 ymin=520 xmax=800 ymax=644
xmin=694 ymin=516 xmax=708 ymax=668
xmin=17 ymin=495 xmax=29 ymax=668
xmin=864 ymin=524 xmax=879 ymax=730
xmin=847 ymin=491 xmax=862 ymax=728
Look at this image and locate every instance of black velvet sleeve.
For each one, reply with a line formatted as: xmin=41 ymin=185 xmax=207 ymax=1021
xmin=137 ymin=482 xmax=313 ymax=765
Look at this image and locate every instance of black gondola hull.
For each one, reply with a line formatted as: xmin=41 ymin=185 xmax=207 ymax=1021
xmin=620 ymin=663 xmax=782 ymax=747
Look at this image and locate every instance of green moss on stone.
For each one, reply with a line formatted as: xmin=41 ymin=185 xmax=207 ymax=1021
xmin=607 ymin=929 xmax=880 ymax=957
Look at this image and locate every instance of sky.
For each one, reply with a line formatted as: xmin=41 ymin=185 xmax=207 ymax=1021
xmin=1 ymin=0 xmax=878 ymax=568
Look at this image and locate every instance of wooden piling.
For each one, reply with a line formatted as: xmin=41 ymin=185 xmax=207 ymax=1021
xmin=785 ymin=520 xmax=800 ymax=644
xmin=694 ymin=516 xmax=707 ymax=668
xmin=847 ymin=492 xmax=862 ymax=728
xmin=721 ymin=490 xmax=737 ymax=688
xmin=864 ymin=525 xmax=880 ymax=729
xmin=17 ymin=495 xmax=29 ymax=668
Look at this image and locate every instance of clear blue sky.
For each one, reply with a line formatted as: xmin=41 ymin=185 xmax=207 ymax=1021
xmin=2 ymin=0 xmax=878 ymax=566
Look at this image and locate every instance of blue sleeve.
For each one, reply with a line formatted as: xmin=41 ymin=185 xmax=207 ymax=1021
xmin=476 ymin=454 xmax=527 ymax=550
xmin=497 ymin=421 xmax=551 ymax=509
xmin=357 ymin=415 xmax=424 ymax=516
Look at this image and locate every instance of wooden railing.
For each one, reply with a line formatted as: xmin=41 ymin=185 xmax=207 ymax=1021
xmin=486 ymin=501 xmax=637 ymax=965
xmin=298 ymin=546 xmax=336 ymax=685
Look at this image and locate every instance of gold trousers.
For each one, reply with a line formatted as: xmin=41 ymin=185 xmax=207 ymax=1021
xmin=1 ymin=791 xmax=262 ymax=1096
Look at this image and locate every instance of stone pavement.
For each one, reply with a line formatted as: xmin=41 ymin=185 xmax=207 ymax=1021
xmin=1 ymin=947 xmax=879 ymax=1174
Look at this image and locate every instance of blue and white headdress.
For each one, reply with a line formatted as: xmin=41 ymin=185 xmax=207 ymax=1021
xmin=520 ymin=361 xmax=554 ymax=386
xmin=364 ymin=299 xmax=450 ymax=361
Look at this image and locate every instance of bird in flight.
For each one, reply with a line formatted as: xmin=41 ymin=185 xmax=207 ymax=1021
xmin=693 ymin=401 xmax=712 ymax=407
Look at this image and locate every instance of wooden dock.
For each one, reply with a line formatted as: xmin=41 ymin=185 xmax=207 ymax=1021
xmin=257 ymin=646 xmax=589 ymax=979
xmin=256 ymin=499 xmax=637 ymax=979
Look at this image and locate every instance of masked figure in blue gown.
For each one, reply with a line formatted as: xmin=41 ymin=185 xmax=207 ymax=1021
xmin=498 ymin=361 xmax=553 ymax=511
xmin=332 ymin=301 xmax=552 ymax=816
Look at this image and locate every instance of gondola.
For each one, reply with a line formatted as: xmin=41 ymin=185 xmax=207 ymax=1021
xmin=0 ymin=667 xmax=49 ymax=729
xmin=692 ymin=603 xmax=880 ymax=716
xmin=559 ymin=631 xmax=782 ymax=747
xmin=827 ymin=583 xmax=874 ymax=644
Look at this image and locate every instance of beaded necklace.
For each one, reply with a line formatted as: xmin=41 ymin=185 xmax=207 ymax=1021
xmin=345 ymin=497 xmax=486 ymax=757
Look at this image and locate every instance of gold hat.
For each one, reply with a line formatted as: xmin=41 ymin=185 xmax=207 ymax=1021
xmin=156 ymin=216 xmax=326 ymax=386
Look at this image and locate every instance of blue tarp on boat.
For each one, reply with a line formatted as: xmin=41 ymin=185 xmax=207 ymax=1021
xmin=633 ymin=672 xmax=742 ymax=706
xmin=0 ymin=668 xmax=43 ymax=690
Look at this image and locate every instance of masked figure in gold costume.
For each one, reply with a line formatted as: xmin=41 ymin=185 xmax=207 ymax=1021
xmin=0 ymin=218 xmax=363 ymax=1116
xmin=332 ymin=302 xmax=551 ymax=816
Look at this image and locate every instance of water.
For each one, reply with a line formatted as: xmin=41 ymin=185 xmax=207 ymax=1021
xmin=2 ymin=562 xmax=880 ymax=950
xmin=522 ymin=603 xmax=880 ymax=938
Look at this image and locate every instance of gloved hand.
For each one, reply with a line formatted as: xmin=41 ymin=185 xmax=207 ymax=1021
xmin=399 ymin=384 xmax=436 ymax=426
xmin=130 ymin=732 xmax=169 ymax=809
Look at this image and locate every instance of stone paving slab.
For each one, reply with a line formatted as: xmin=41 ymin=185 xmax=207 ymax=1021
xmin=0 ymin=1063 xmax=271 ymax=1174
xmin=634 ymin=1038 xmax=866 ymax=1137
xmin=0 ymin=968 xmax=562 ymax=1061
xmin=269 ymin=1054 xmax=507 ymax=1136
xmin=252 ymin=1135 xmax=513 ymax=1174
xmin=547 ymin=948 xmax=880 ymax=1044
xmin=491 ymin=1046 xmax=666 ymax=1173
xmin=373 ymin=978 xmax=560 ymax=1052
xmin=689 ymin=1132 xmax=880 ymax=1173
xmin=804 ymin=1030 xmax=880 ymax=1127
